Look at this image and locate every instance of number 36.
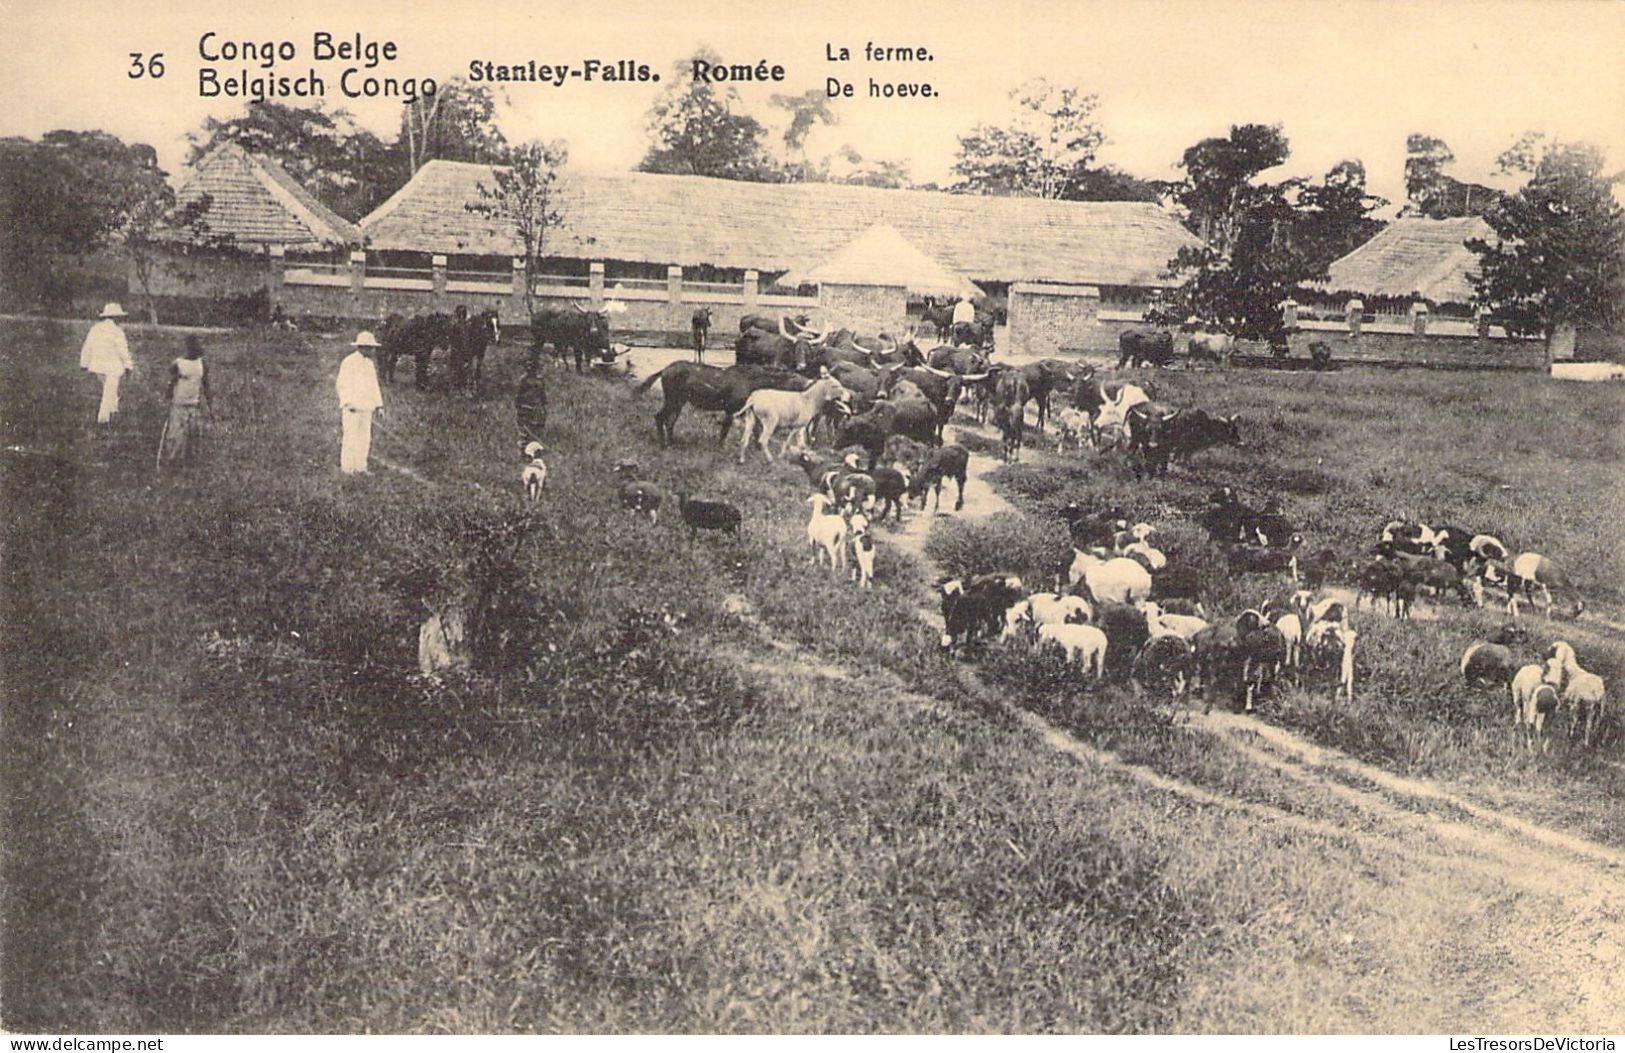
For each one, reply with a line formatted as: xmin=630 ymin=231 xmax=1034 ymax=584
xmin=129 ymin=53 xmax=165 ymax=79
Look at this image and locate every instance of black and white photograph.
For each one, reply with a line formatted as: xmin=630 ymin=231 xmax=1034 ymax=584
xmin=2 ymin=0 xmax=1623 ymax=1036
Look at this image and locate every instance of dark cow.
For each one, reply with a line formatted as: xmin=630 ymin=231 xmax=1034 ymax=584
xmin=882 ymin=366 xmax=962 ymax=440
xmin=735 ymin=329 xmax=811 ymax=371
xmin=379 ymin=312 xmax=454 ymax=388
xmin=1126 ymin=404 xmax=1241 ymax=477
xmin=739 ymin=312 xmax=816 ymax=338
xmin=939 ymin=574 xmax=1025 ymax=652
xmin=1117 ymin=329 xmax=1175 ymax=368
xmin=1061 ymin=501 xmax=1129 ymax=551
xmin=532 ymin=307 xmax=611 ymax=374
xmin=951 ymin=318 xmax=996 ymax=349
xmin=911 ymin=444 xmax=970 ymax=513
xmin=449 ymin=306 xmax=502 ymax=394
xmin=992 ymin=370 xmax=1029 ymax=463
xmin=1018 ymin=358 xmax=1080 ymax=432
xmin=635 ymin=362 xmax=811 ymax=447
xmin=926 ymin=344 xmax=992 ymax=376
xmin=836 ymin=398 xmax=940 ymax=467
xmin=691 ymin=306 xmax=712 ymax=363
xmin=919 ymin=297 xmax=955 ymax=341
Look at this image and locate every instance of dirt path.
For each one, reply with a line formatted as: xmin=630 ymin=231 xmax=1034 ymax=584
xmin=874 ymin=418 xmax=1625 ymax=1033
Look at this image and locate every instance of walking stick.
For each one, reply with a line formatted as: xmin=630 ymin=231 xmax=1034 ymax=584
xmin=154 ymin=415 xmax=171 ymax=472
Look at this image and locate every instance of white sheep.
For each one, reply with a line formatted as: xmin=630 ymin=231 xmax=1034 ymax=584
xmin=1545 ymin=640 xmax=1608 ymax=747
xmin=521 ymin=442 xmax=548 ymax=502
xmin=1038 ymin=622 xmax=1108 ymax=680
xmin=1511 ymin=662 xmax=1561 ymax=752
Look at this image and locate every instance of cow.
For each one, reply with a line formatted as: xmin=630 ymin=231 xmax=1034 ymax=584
xmin=1126 ymin=404 xmax=1242 ymax=477
xmin=1018 ymin=359 xmax=1080 ymax=432
xmin=992 ymin=370 xmax=1029 ymax=462
xmin=378 ymin=312 xmax=455 ymax=388
xmin=919 ymin=297 xmax=955 ymax=341
xmin=911 ymin=445 xmax=970 ymax=513
xmin=1117 ymin=329 xmax=1175 ymax=368
xmin=532 ymin=307 xmax=611 ymax=374
xmin=735 ymin=329 xmax=811 ymax=371
xmin=1074 ymin=377 xmax=1151 ymax=447
xmin=736 ymin=377 xmax=852 ymax=462
xmin=691 ymin=306 xmax=712 ymax=363
xmin=1185 ymin=330 xmax=1234 ymax=364
xmin=882 ymin=366 xmax=963 ymax=441
xmin=926 ymin=344 xmax=991 ymax=376
xmin=635 ymin=362 xmax=812 ymax=447
xmin=835 ymin=397 xmax=940 ymax=468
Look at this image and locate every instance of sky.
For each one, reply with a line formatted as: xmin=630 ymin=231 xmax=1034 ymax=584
xmin=4 ymin=0 xmax=1622 ymax=212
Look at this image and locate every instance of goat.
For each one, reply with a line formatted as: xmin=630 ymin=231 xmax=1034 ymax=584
xmin=806 ymin=494 xmax=848 ymax=570
xmin=521 ymin=442 xmax=548 ymax=502
xmin=849 ymin=513 xmax=875 ymax=588
xmin=613 ymin=461 xmax=671 ymax=524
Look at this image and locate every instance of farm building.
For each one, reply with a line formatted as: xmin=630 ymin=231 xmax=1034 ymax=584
xmin=1314 ymin=216 xmax=1495 ymax=317
xmin=141 ymin=143 xmax=361 ymax=306
xmin=777 ymin=224 xmax=979 ymax=333
xmin=321 ymin=161 xmax=1201 ymax=346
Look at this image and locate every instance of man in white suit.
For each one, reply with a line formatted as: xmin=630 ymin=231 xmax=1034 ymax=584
xmin=336 ymin=332 xmax=384 ymax=474
xmin=79 ymin=302 xmax=135 ymax=424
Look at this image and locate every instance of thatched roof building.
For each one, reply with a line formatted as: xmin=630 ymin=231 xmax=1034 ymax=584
xmin=174 ymin=143 xmax=361 ymax=250
xmin=360 ymin=162 xmax=1199 ymax=287
xmin=778 ymin=224 xmax=980 ymax=298
xmin=1321 ymin=216 xmax=1495 ymax=306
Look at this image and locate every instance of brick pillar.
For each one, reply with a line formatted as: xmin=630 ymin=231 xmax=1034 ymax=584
xmin=743 ymin=269 xmax=759 ymax=311
xmin=589 ymin=262 xmax=605 ymax=309
xmin=348 ymin=250 xmax=366 ymax=314
xmin=1281 ymin=297 xmax=1298 ymax=328
xmin=1345 ymin=297 xmax=1363 ymax=337
xmin=432 ymin=254 xmax=448 ymax=301
xmin=510 ymin=258 xmax=527 ymax=320
xmin=667 ymin=265 xmax=682 ymax=305
xmin=267 ymin=245 xmax=285 ymax=309
xmin=1409 ymin=301 xmax=1429 ymax=336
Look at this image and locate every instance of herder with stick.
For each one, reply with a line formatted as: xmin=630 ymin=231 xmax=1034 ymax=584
xmin=157 ymin=335 xmax=210 ymax=467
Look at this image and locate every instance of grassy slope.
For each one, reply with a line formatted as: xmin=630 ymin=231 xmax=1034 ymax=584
xmin=2 ymin=321 xmax=1620 ymax=1032
xmin=937 ymin=363 xmax=1625 ymax=844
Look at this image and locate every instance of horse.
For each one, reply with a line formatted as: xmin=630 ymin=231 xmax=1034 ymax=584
xmin=691 ymin=306 xmax=712 ymax=364
xmin=634 ymin=362 xmax=812 ymax=447
xmin=736 ymin=377 xmax=853 ymax=463
xmin=378 ymin=312 xmax=454 ymax=389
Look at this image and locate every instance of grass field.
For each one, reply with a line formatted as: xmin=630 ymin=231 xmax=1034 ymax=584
xmin=3 ymin=319 xmax=1623 ymax=1033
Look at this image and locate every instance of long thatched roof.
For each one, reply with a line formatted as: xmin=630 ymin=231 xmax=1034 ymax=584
xmin=778 ymin=224 xmax=981 ymax=298
xmin=1322 ymin=216 xmax=1495 ymax=305
xmin=360 ymin=162 xmax=1199 ymax=287
xmin=173 ymin=143 xmax=361 ymax=250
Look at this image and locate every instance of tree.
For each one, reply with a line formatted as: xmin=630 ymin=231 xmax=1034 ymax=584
xmin=1294 ymin=159 xmax=1387 ymax=274
xmin=400 ymin=78 xmax=508 ymax=176
xmin=188 ymin=101 xmax=399 ymax=220
xmin=770 ymin=89 xmax=837 ymax=174
xmin=1402 ymin=133 xmax=1499 ymax=218
xmin=1062 ymin=165 xmax=1171 ymax=203
xmin=950 ymin=79 xmax=1104 ymax=198
xmin=1469 ymin=139 xmax=1625 ymax=349
xmin=639 ymin=49 xmax=779 ymax=182
xmin=466 ymin=141 xmax=568 ymax=316
xmin=1175 ymin=123 xmax=1291 ymax=255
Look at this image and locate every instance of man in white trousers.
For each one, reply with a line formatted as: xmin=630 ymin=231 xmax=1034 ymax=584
xmin=336 ymin=331 xmax=384 ymax=474
xmin=79 ymin=302 xmax=134 ymax=424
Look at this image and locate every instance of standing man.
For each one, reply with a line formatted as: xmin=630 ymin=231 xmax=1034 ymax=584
xmin=514 ymin=347 xmax=548 ymax=450
xmin=337 ymin=332 xmax=384 ymax=475
xmin=162 ymin=335 xmax=210 ymax=465
xmin=79 ymin=302 xmax=134 ymax=425
xmin=951 ymin=294 xmax=977 ymax=347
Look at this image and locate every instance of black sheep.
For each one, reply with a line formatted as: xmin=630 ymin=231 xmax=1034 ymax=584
xmin=676 ymin=493 xmax=742 ymax=536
